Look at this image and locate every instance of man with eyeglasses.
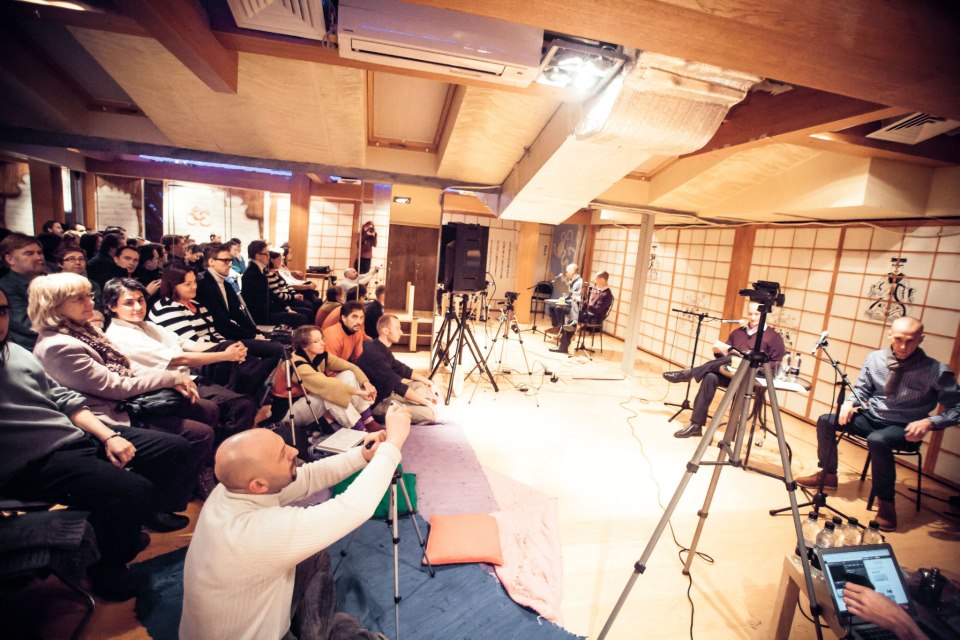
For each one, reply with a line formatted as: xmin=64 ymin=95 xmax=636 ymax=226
xmin=0 ymin=233 xmax=47 ymax=348
xmin=196 ymin=243 xmax=261 ymax=341
xmin=241 ymin=240 xmax=306 ymax=328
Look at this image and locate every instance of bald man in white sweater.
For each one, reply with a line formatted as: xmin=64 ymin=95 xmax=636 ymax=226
xmin=180 ymin=407 xmax=411 ymax=640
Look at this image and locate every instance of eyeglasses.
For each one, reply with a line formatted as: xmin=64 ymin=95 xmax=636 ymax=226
xmin=212 ymin=257 xmax=232 ymax=263
xmin=257 ymin=252 xmax=269 ymax=257
xmin=61 ymin=256 xmax=86 ymax=263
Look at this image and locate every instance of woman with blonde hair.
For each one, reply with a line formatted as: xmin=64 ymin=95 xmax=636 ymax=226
xmin=29 ymin=272 xmax=215 ymax=529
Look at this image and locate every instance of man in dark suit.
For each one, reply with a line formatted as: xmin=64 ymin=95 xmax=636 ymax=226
xmin=241 ymin=240 xmax=305 ymax=327
xmin=195 ymin=243 xmax=259 ymax=340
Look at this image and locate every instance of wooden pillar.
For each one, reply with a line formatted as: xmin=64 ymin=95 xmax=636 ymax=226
xmin=82 ymin=172 xmax=97 ymax=230
xmin=28 ymin=160 xmax=64 ymax=234
xmin=288 ymin=173 xmax=311 ymax=274
xmin=720 ymin=226 xmax=757 ymax=340
xmin=513 ymin=221 xmax=541 ymax=324
xmin=621 ymin=213 xmax=655 ymax=375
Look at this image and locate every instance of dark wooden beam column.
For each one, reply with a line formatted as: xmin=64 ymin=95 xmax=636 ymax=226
xmin=28 ymin=160 xmax=64 ymax=233
xmin=288 ymin=174 xmax=312 ymax=274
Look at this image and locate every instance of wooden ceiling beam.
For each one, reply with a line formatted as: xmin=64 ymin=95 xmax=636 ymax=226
xmin=407 ymin=0 xmax=960 ymax=119
xmin=687 ymin=88 xmax=904 ymax=157
xmin=804 ymin=133 xmax=960 ymax=168
xmin=2 ymin=2 xmax=148 ymax=37
xmin=111 ymin=0 xmax=238 ymax=94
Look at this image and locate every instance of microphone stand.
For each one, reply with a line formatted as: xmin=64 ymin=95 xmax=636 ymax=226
xmin=666 ymin=309 xmax=721 ymax=422
xmin=770 ymin=339 xmax=864 ymax=521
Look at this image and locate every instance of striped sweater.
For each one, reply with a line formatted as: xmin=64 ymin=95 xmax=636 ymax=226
xmin=267 ymin=270 xmax=296 ymax=304
xmin=149 ymin=298 xmax=224 ymax=350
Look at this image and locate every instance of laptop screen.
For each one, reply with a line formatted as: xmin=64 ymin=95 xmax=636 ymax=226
xmin=818 ymin=544 xmax=911 ymax=617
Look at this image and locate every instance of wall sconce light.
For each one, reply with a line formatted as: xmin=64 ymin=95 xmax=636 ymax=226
xmin=393 ymin=196 xmax=411 ymax=204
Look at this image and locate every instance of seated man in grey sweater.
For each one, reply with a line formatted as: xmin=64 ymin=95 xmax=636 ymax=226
xmin=355 ymin=314 xmax=439 ymax=424
xmin=0 ymin=288 xmax=193 ymax=602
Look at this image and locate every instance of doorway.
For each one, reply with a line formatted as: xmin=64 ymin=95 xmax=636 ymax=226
xmin=385 ymin=224 xmax=440 ymax=313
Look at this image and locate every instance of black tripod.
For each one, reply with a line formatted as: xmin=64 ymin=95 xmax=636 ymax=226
xmin=666 ymin=308 xmax=721 ymax=422
xmin=770 ymin=338 xmax=862 ymax=522
xmin=598 ymin=288 xmax=824 ymax=640
xmin=429 ymin=292 xmax=498 ymax=404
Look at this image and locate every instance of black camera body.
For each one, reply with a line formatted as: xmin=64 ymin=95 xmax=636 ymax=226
xmin=739 ymin=280 xmax=785 ymax=310
xmin=504 ymin=291 xmax=519 ymax=302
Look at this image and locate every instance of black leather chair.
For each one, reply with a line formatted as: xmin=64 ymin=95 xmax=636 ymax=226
xmin=836 ymin=433 xmax=923 ymax=511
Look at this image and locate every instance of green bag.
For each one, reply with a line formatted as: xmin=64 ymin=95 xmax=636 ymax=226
xmin=331 ymin=465 xmax=417 ymax=520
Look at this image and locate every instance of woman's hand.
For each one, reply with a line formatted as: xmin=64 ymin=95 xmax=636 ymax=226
xmin=146 ymin=279 xmax=162 ymax=296
xmin=174 ymin=377 xmax=201 ymax=403
xmin=104 ymin=435 xmax=137 ymax=468
xmin=221 ymin=341 xmax=248 ymax=363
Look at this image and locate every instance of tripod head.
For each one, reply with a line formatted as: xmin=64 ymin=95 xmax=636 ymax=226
xmin=738 ymin=280 xmax=785 ymax=367
xmin=502 ymin=291 xmax=519 ymax=312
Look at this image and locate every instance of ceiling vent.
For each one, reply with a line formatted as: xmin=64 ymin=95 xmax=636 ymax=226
xmin=225 ymin=0 xmax=327 ymax=41
xmin=866 ymin=112 xmax=960 ymax=145
xmin=337 ymin=0 xmax=543 ymax=87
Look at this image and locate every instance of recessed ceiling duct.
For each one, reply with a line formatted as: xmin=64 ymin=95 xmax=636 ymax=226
xmin=498 ymin=52 xmax=760 ymax=223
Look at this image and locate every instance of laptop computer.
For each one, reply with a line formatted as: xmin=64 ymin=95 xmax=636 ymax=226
xmin=816 ymin=543 xmax=916 ymax=639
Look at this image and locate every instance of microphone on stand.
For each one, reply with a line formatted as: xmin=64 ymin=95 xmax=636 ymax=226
xmin=811 ymin=330 xmax=829 ymax=355
xmin=551 ymin=272 xmax=563 ymax=282
xmin=720 ymin=319 xmax=743 ymax=324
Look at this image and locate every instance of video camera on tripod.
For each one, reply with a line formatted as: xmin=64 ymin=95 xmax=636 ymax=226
xmin=503 ymin=291 xmax=519 ymax=309
xmin=738 ymin=279 xmax=785 ymax=309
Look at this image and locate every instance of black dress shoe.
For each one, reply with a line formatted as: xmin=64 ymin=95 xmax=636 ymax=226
xmin=549 ymin=347 xmax=568 ymax=354
xmin=87 ymin=561 xmax=136 ymax=601
xmin=663 ymin=370 xmax=694 ymax=383
xmin=144 ymin=512 xmax=190 ymax=533
xmin=673 ymin=423 xmax=703 ymax=438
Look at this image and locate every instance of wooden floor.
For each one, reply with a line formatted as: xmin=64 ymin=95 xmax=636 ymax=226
xmin=11 ymin=320 xmax=960 ymax=639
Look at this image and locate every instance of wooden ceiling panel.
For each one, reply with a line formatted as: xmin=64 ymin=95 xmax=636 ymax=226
xmin=369 ymin=72 xmax=452 ymax=152
xmin=436 ymin=86 xmax=560 ymax=184
xmin=69 ymin=27 xmax=367 ymax=168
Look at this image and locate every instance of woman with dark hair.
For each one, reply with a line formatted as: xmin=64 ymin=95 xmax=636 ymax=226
xmin=78 ymin=232 xmax=101 ymax=260
xmin=266 ymin=250 xmax=316 ymax=318
xmin=149 ymin=264 xmax=280 ymax=396
xmin=102 ymin=277 xmax=259 ymax=437
xmin=133 ymin=244 xmax=163 ymax=295
xmin=314 ymin=284 xmax=344 ymax=326
xmin=29 ymin=272 xmax=214 ymax=529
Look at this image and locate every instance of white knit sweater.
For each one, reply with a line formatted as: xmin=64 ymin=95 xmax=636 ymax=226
xmin=180 ymin=442 xmax=402 ymax=640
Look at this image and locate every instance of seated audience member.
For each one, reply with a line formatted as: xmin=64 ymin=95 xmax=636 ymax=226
xmin=663 ymin=302 xmax=785 ymax=439
xmin=315 ymin=285 xmax=344 ymax=326
xmin=103 ymin=226 xmax=127 ymax=245
xmin=78 ymin=232 xmax=101 ymax=260
xmin=364 ymin=284 xmax=386 ymax=339
xmin=340 ymin=265 xmax=378 ymax=300
xmin=285 ymin=324 xmax=378 ymax=432
xmin=551 ymin=270 xmax=615 ymax=354
xmin=356 ymin=314 xmax=439 ymax=424
xmin=196 ymin=243 xmax=260 ymax=340
xmin=104 ymin=277 xmax=259 ymax=435
xmin=0 ymin=288 xmax=193 ymax=601
xmin=242 ymin=240 xmax=306 ymax=327
xmin=180 ymin=409 xmax=410 ymax=639
xmin=545 ymin=263 xmax=583 ymax=335
xmin=323 ymin=300 xmax=368 ymax=362
xmin=29 ymin=272 xmax=214 ymax=514
xmin=210 ymin=233 xmax=222 ymax=243
xmin=114 ymin=244 xmax=141 ymax=278
xmin=150 ymin=264 xmax=280 ymax=395
xmin=161 ymin=234 xmax=186 ymax=266
xmin=322 ymin=286 xmax=367 ymax=330
xmin=37 ymin=231 xmax=63 ymax=274
xmin=86 ymin=232 xmax=126 ymax=288
xmin=266 ymin=250 xmax=314 ymax=319
xmin=134 ymin=244 xmax=163 ymax=294
xmin=796 ymin=316 xmax=958 ymax=531
xmin=0 ymin=232 xmax=47 ymax=348
xmin=57 ymin=245 xmax=106 ymax=325
xmin=185 ymin=243 xmax=206 ymax=272
xmin=228 ymin=238 xmax=246 ymax=277
xmin=41 ymin=219 xmax=64 ymax=235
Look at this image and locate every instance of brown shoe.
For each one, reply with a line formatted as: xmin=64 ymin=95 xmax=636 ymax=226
xmin=795 ymin=470 xmax=838 ymax=490
xmin=875 ymin=498 xmax=897 ymax=532
xmin=546 ymin=326 xmax=560 ymax=335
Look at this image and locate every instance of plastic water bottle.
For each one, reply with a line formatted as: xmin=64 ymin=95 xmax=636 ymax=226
xmin=816 ymin=521 xmax=837 ymax=550
xmin=862 ymin=520 xmax=883 ymax=544
xmin=802 ymin=512 xmax=821 ymax=549
xmin=831 ymin=517 xmax=845 ymax=546
xmin=782 ymin=352 xmax=793 ymax=380
xmin=841 ymin=517 xmax=862 ymax=546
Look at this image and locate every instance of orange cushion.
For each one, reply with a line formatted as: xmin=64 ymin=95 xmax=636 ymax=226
xmin=424 ymin=514 xmax=503 ymax=566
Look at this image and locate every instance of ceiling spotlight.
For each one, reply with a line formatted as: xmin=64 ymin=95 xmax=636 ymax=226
xmin=393 ymin=196 xmax=411 ymax=204
xmin=536 ymin=39 xmax=627 ymax=94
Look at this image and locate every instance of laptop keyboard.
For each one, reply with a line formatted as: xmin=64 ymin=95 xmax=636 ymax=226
xmin=855 ymin=627 xmax=898 ymax=639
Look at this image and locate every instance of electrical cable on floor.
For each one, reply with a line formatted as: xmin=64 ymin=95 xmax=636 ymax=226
xmin=618 ymin=394 xmax=714 ymax=640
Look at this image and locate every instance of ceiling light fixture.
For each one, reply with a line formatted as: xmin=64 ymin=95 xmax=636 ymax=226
xmin=393 ymin=196 xmax=411 ymax=204
xmin=536 ymin=39 xmax=627 ymax=94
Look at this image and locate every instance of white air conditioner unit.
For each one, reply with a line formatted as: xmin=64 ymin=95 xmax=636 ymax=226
xmin=337 ymin=0 xmax=543 ymax=87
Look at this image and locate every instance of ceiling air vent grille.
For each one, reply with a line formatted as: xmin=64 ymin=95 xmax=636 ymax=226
xmin=866 ymin=112 xmax=960 ymax=145
xmin=226 ymin=0 xmax=327 ymax=41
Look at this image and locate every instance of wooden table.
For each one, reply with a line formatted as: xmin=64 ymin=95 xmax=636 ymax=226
xmin=770 ymin=554 xmax=846 ymax=639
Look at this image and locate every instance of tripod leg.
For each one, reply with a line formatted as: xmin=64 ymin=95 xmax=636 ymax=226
xmin=390 ymin=474 xmax=401 ymax=640
xmin=763 ymin=362 xmax=824 ymax=639
xmin=398 ymin=480 xmax=435 ymax=577
xmin=597 ymin=365 xmax=753 ymax=640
